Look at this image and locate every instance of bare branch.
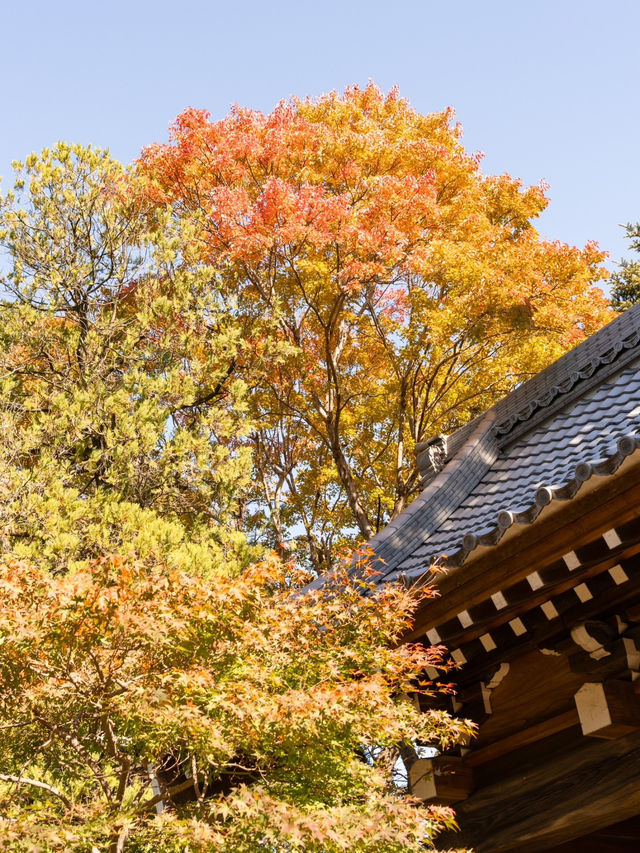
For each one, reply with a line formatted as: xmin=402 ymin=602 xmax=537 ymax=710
xmin=0 ymin=773 xmax=71 ymax=810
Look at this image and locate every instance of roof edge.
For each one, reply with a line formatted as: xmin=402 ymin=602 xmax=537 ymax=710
xmin=416 ymin=303 xmax=640 ymax=482
xmin=401 ymin=435 xmax=640 ymax=585
xmin=495 ymin=327 xmax=640 ymax=445
xmin=369 ymin=410 xmax=498 ymax=579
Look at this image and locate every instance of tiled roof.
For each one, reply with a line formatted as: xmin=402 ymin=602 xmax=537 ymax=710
xmin=368 ymin=302 xmax=640 ymax=584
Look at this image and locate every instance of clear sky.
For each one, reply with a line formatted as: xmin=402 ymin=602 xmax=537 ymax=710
xmin=2 ymin=0 xmax=639 ymax=270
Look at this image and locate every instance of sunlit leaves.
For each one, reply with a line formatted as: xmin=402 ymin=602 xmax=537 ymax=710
xmin=0 ymin=144 xmax=255 ymax=574
xmin=611 ymin=222 xmax=640 ymax=311
xmin=0 ymin=554 xmax=472 ymax=851
xmin=139 ymin=83 xmax=612 ymax=570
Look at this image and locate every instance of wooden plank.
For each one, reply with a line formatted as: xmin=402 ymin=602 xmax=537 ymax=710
xmin=545 ymin=815 xmax=640 ymax=851
xmin=437 ymin=730 xmax=640 ymax=852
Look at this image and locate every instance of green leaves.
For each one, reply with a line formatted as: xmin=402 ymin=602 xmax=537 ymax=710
xmin=0 ymin=555 xmax=472 ymax=851
xmin=0 ymin=121 xmax=529 ymax=850
xmin=0 ymin=145 xmax=254 ymax=575
xmin=611 ymin=222 xmax=640 ymax=312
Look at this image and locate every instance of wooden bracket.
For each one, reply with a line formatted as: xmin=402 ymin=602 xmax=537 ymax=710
xmin=409 ymin=755 xmax=474 ymax=804
xmin=574 ymin=680 xmax=640 ymax=739
xmin=570 ymin=621 xmax=614 ymax=660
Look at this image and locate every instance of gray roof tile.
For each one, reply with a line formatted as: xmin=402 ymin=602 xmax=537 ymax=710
xmin=370 ymin=303 xmax=640 ymax=585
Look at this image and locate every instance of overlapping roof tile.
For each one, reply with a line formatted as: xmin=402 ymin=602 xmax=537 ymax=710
xmin=368 ymin=302 xmax=640 ymax=585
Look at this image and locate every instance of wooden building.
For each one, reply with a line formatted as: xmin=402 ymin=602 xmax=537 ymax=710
xmin=366 ymin=302 xmax=640 ymax=851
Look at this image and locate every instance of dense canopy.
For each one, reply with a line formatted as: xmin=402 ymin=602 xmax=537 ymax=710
xmin=0 ymin=84 xmax=614 ymax=851
xmin=139 ymin=84 xmax=611 ymax=569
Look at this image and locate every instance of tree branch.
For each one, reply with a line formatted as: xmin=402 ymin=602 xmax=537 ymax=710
xmin=0 ymin=773 xmax=71 ymax=810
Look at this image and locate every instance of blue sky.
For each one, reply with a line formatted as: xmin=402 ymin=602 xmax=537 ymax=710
xmin=2 ymin=0 xmax=639 ymax=270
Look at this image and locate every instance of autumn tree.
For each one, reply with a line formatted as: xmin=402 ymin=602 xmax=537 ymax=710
xmin=0 ymin=143 xmax=254 ymax=574
xmin=138 ymin=83 xmax=612 ymax=571
xmin=0 ymin=140 xmax=474 ymax=852
xmin=0 ymin=552 xmax=473 ymax=852
xmin=611 ymin=222 xmax=640 ymax=311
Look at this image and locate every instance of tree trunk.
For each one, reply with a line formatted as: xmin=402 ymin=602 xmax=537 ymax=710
xmin=326 ymin=418 xmax=372 ymax=540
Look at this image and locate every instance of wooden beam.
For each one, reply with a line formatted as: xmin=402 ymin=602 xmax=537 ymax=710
xmin=465 ymin=709 xmax=579 ymax=767
xmin=469 ymin=650 xmax=586 ymax=749
xmin=418 ymin=546 xmax=640 ymax=652
xmin=544 ymin=815 xmax=640 ymax=851
xmin=437 ymin=730 xmax=640 ymax=852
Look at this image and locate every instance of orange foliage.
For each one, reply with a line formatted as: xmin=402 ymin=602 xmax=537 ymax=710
xmin=138 ymin=85 xmax=612 ymax=569
xmin=0 ymin=553 xmax=473 ymax=851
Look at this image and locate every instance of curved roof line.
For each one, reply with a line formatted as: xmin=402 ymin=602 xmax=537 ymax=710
xmin=373 ymin=302 xmax=640 ymax=582
xmin=419 ymin=433 xmax=640 ymax=576
xmin=368 ymin=411 xmax=498 ymax=574
xmin=493 ymin=327 xmax=640 ymax=444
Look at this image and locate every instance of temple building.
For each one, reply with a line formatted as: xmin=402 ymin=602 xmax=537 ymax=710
xmin=366 ymin=301 xmax=640 ymax=851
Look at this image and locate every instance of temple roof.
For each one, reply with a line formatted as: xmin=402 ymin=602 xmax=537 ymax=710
xmin=367 ymin=301 xmax=640 ymax=584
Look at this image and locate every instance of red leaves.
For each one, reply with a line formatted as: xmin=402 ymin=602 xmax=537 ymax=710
xmin=133 ymin=82 xmax=614 ymax=579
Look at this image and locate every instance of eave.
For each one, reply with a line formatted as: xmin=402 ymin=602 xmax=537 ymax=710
xmin=407 ymin=450 xmax=640 ymax=646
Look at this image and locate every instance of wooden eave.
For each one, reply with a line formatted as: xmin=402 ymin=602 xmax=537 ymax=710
xmin=364 ymin=305 xmax=640 ymax=851
xmin=407 ymin=450 xmax=640 ymax=645
xmin=409 ymin=454 xmax=640 ymax=851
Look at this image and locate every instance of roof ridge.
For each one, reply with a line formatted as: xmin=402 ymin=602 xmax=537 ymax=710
xmin=417 ymin=303 xmax=640 ymax=482
xmin=489 ymin=303 xmax=640 ymax=437
xmin=494 ymin=327 xmax=640 ymax=442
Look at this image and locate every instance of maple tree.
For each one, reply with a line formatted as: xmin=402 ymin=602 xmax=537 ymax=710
xmin=138 ymin=83 xmax=613 ymax=571
xmin=0 ymin=553 xmax=472 ymax=852
xmin=0 ymin=140 xmax=473 ymax=852
xmin=0 ymin=90 xmax=616 ymax=849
